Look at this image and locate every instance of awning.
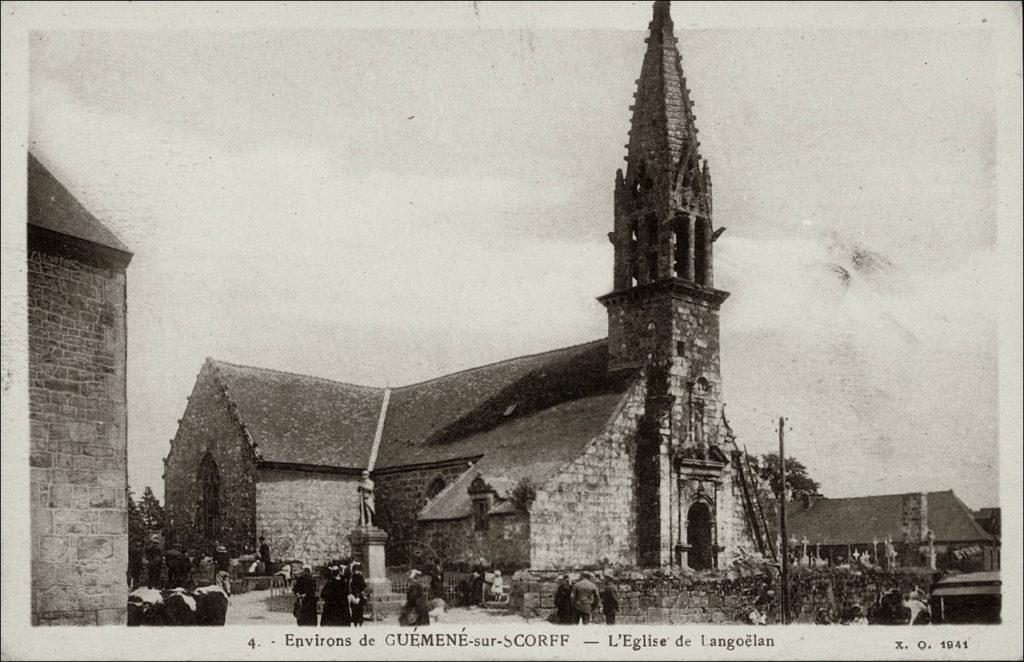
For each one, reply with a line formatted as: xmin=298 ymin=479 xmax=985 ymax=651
xmin=932 ymin=585 xmax=1001 ymax=597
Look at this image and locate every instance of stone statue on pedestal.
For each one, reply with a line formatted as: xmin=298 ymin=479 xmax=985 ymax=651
xmin=358 ymin=471 xmax=376 ymax=528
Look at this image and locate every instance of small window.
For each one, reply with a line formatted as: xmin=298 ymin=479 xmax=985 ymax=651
xmin=426 ymin=476 xmax=447 ymax=499
xmin=199 ymin=453 xmax=221 ymax=542
xmin=473 ymin=499 xmax=489 ymax=531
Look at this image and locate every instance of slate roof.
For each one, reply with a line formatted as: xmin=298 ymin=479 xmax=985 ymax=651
xmin=786 ymin=491 xmax=996 ymax=546
xmin=376 ymin=340 xmax=634 ymax=468
xmin=198 ymin=340 xmax=639 ymax=502
xmin=27 ymin=152 xmax=131 ymax=254
xmin=208 ymin=359 xmax=384 ymax=469
xmin=417 ymin=389 xmax=638 ymax=521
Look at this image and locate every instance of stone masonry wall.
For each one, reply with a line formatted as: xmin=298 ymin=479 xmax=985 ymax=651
xmin=529 ymin=380 xmax=646 ymax=570
xmin=668 ymin=291 xmax=724 ymax=451
xmin=716 ymin=462 xmax=756 ymax=567
xmin=419 ymin=513 xmax=530 ymax=570
xmin=254 ymin=467 xmax=362 ymax=566
xmin=374 ymin=461 xmax=473 ymax=565
xmin=163 ymin=363 xmax=256 ymax=556
xmin=512 ymin=566 xmax=939 ymax=625
xmin=28 ymin=248 xmax=129 ymax=626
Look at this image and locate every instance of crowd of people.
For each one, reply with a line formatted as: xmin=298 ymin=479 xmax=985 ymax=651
xmin=128 ymin=534 xmax=274 ymax=590
xmin=292 ymin=559 xmax=369 ymax=627
xmin=551 ymin=572 xmax=619 ymax=625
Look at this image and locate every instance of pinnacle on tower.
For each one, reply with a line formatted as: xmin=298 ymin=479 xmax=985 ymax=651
xmin=608 ymin=1 xmax=723 ymax=293
xmin=623 ymin=0 xmax=708 ymax=217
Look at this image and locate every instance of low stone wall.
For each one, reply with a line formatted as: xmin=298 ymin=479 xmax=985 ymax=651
xmin=511 ymin=565 xmax=938 ymax=625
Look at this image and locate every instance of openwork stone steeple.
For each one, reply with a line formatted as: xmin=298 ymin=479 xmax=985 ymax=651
xmin=611 ymin=0 xmax=721 ymax=293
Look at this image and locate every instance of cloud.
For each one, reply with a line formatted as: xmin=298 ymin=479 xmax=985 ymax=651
xmin=716 ymin=230 xmax=997 ymax=507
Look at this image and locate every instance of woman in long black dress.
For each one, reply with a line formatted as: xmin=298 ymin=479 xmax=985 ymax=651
xmin=292 ymin=566 xmax=319 ymax=626
xmin=400 ymin=569 xmax=431 ymax=626
xmin=319 ymin=564 xmax=351 ymax=626
xmin=349 ymin=562 xmax=367 ymax=626
xmin=554 ymin=575 xmax=573 ymax=625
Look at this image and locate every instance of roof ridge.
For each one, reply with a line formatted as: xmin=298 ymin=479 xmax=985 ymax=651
xmin=207 ymin=357 xmax=383 ymax=392
xmin=796 ymin=490 xmax=959 ymax=503
xmin=944 ymin=490 xmax=995 ymax=541
xmin=390 ymin=338 xmax=607 ymax=392
xmin=206 ymin=362 xmax=264 ymax=462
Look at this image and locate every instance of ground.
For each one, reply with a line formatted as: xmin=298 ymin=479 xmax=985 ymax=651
xmin=226 ymin=588 xmax=528 ymax=626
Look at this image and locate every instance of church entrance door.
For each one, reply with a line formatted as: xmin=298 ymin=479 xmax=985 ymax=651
xmin=687 ymin=502 xmax=714 ymax=570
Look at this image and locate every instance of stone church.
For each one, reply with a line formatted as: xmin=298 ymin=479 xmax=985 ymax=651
xmin=164 ymin=1 xmax=764 ymax=572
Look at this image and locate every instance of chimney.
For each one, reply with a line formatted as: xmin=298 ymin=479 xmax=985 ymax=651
xmin=802 ymin=492 xmax=821 ymax=510
xmin=900 ymin=492 xmax=929 ymax=565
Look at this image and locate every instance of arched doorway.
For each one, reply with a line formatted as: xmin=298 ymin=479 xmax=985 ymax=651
xmin=199 ymin=453 xmax=221 ymax=543
xmin=687 ymin=501 xmax=714 ymax=570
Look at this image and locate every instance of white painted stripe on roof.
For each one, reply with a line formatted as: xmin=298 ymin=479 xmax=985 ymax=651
xmin=366 ymin=387 xmax=391 ymax=472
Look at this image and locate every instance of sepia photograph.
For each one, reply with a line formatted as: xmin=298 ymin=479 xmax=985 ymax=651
xmin=2 ymin=0 xmax=1021 ymax=659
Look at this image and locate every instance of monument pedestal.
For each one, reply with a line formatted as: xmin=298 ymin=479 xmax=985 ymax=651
xmin=349 ymin=527 xmax=389 ymax=585
xmin=349 ymin=527 xmax=402 ymax=622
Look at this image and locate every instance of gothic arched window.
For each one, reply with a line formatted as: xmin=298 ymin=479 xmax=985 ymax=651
xmin=198 ymin=453 xmax=221 ymax=543
xmin=426 ymin=475 xmax=447 ymax=499
xmin=644 ymin=213 xmax=659 ymax=282
xmin=694 ymin=216 xmax=709 ymax=285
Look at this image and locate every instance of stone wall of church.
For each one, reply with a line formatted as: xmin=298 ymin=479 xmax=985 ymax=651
xmin=254 ymin=468 xmax=362 ymax=565
xmin=419 ymin=513 xmax=530 ymax=570
xmin=163 ymin=365 xmax=256 ymax=556
xmin=605 ymin=289 xmax=726 ymax=457
xmin=528 ymin=380 xmax=647 ymax=569
xmin=373 ymin=461 xmax=474 ymax=565
xmin=717 ymin=464 xmax=756 ymax=566
xmin=667 ymin=291 xmax=725 ymax=454
xmin=28 ymin=247 xmax=129 ymax=626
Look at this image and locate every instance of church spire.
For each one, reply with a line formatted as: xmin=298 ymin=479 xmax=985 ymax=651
xmin=623 ymin=0 xmax=707 ymax=216
xmin=610 ymin=0 xmax=718 ymax=292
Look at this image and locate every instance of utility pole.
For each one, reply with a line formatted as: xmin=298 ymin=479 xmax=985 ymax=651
xmin=778 ymin=416 xmax=789 ymax=624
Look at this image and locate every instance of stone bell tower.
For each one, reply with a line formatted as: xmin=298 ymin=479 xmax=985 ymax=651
xmin=598 ymin=0 xmax=734 ymax=569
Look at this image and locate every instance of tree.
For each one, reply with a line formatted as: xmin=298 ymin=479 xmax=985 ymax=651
xmin=755 ymin=452 xmax=821 ymax=500
xmin=137 ymin=486 xmax=166 ymax=532
xmin=511 ymin=478 xmax=537 ymax=512
xmin=750 ymin=453 xmax=822 ymax=551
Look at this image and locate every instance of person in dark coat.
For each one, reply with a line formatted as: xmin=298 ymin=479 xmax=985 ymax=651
xmin=570 ymin=572 xmax=601 ymax=625
xmin=349 ymin=562 xmax=368 ymax=626
xmin=144 ymin=536 xmax=164 ymax=589
xmin=128 ymin=541 xmax=143 ymax=589
xmin=553 ymin=575 xmax=573 ymax=625
xmin=470 ymin=567 xmax=484 ymax=606
xmin=319 ymin=565 xmax=351 ymax=626
xmin=400 ymin=570 xmax=431 ymax=626
xmin=293 ymin=566 xmax=319 ymax=626
xmin=213 ymin=543 xmax=230 ymax=574
xmin=165 ymin=548 xmax=191 ymax=589
xmin=427 ymin=560 xmax=445 ymax=601
xmin=599 ymin=576 xmax=619 ymax=625
xmin=258 ymin=537 xmax=271 ymax=568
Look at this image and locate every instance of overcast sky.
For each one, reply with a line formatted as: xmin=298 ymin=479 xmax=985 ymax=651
xmin=24 ymin=2 xmax=1012 ymax=508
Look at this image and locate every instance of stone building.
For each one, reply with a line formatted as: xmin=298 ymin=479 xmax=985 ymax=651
xmin=786 ymin=491 xmax=1000 ymax=572
xmin=27 ymin=153 xmax=133 ymax=625
xmin=163 ymin=1 xmax=762 ymax=571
